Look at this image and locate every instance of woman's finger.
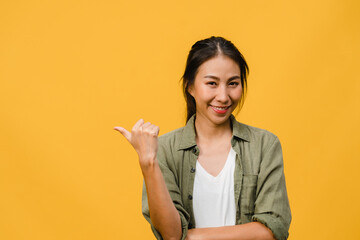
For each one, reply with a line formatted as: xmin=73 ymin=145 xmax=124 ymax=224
xmin=113 ymin=127 xmax=131 ymax=142
xmin=147 ymin=124 xmax=160 ymax=136
xmin=132 ymin=119 xmax=144 ymax=132
xmin=141 ymin=122 xmax=151 ymax=130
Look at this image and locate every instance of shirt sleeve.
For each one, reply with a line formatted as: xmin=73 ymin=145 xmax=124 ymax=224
xmin=251 ymin=136 xmax=292 ymax=240
xmin=141 ymin=139 xmax=190 ymax=240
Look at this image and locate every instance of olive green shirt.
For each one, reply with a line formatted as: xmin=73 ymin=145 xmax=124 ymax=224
xmin=142 ymin=115 xmax=291 ymax=240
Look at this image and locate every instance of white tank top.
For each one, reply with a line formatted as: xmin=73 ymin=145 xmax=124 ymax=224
xmin=193 ymin=147 xmax=236 ymax=228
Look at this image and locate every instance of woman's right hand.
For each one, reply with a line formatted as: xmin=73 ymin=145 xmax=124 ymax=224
xmin=115 ymin=119 xmax=182 ymax=240
xmin=114 ymin=119 xmax=160 ymax=171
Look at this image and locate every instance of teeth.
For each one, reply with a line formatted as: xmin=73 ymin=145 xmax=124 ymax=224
xmin=213 ymin=106 xmax=228 ymax=110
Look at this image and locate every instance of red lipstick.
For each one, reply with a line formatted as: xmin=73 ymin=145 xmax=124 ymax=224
xmin=211 ymin=106 xmax=229 ymax=114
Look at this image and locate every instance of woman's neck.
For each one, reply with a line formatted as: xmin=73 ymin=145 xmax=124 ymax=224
xmin=194 ymin=115 xmax=233 ymax=144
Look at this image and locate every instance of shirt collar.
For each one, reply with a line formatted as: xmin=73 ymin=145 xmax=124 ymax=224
xmin=177 ymin=114 xmax=250 ymax=150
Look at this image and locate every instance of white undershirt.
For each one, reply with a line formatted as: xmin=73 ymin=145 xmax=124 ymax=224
xmin=193 ymin=147 xmax=236 ymax=228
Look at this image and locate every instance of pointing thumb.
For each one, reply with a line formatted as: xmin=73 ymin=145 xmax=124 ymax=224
xmin=114 ymin=127 xmax=131 ymax=142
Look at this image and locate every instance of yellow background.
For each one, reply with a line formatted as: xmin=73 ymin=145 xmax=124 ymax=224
xmin=1 ymin=0 xmax=359 ymax=239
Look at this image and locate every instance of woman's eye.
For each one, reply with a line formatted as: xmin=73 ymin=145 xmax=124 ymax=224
xmin=207 ymin=82 xmax=216 ymax=86
xmin=229 ymin=82 xmax=239 ymax=86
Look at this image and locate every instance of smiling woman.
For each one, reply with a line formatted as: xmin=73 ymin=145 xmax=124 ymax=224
xmin=188 ymin=55 xmax=242 ymax=127
xmin=114 ymin=36 xmax=291 ymax=240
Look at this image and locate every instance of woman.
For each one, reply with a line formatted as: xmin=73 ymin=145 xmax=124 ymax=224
xmin=114 ymin=36 xmax=291 ymax=240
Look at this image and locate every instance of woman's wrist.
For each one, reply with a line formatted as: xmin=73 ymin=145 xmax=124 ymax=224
xmin=140 ymin=156 xmax=159 ymax=176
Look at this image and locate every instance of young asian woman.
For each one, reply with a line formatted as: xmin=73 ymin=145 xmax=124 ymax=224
xmin=114 ymin=36 xmax=291 ymax=240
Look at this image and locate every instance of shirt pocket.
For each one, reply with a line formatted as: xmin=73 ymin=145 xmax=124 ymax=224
xmin=240 ymin=174 xmax=258 ymax=219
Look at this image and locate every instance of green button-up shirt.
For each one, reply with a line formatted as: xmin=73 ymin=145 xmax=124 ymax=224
xmin=142 ymin=115 xmax=291 ymax=240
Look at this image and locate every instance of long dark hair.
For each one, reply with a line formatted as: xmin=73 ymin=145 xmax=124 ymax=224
xmin=181 ymin=36 xmax=249 ymax=122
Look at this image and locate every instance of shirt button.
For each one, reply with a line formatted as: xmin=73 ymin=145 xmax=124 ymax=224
xmin=190 ymin=167 xmax=196 ymax=173
xmin=192 ymin=148 xmax=196 ymax=154
xmin=188 ymin=194 xmax=193 ymax=200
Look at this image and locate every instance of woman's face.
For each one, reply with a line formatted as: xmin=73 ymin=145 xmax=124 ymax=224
xmin=188 ymin=54 xmax=242 ymax=127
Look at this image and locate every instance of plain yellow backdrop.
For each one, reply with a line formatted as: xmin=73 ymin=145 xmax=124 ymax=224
xmin=1 ymin=0 xmax=359 ymax=239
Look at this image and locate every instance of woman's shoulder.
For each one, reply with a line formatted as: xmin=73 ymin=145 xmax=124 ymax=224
xmin=233 ymin=120 xmax=283 ymax=160
xmin=157 ymin=126 xmax=189 ymax=149
xmin=232 ymin=117 xmax=280 ymax=146
xmin=157 ymin=115 xmax=197 ymax=150
xmin=158 ymin=127 xmax=185 ymax=142
xmin=242 ymin=122 xmax=277 ymax=138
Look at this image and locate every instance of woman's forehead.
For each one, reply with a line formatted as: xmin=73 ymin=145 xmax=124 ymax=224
xmin=196 ymin=55 xmax=241 ymax=77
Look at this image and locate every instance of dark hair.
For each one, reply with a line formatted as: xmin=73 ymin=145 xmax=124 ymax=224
xmin=181 ymin=36 xmax=249 ymax=122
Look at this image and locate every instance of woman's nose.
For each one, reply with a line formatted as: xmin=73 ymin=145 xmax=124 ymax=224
xmin=215 ymin=86 xmax=230 ymax=103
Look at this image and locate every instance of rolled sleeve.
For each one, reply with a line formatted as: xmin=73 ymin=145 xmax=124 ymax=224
xmin=252 ymin=136 xmax=292 ymax=240
xmin=142 ymin=181 xmax=189 ymax=240
xmin=141 ymin=140 xmax=190 ymax=240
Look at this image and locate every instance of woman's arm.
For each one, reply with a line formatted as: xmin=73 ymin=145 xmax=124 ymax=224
xmin=115 ymin=119 xmax=182 ymax=240
xmin=186 ymin=222 xmax=274 ymax=240
xmin=142 ymin=161 xmax=182 ymax=240
xmin=185 ymin=135 xmax=290 ymax=240
xmin=143 ymin=160 xmax=182 ymax=239
xmin=250 ymin=136 xmax=291 ymax=240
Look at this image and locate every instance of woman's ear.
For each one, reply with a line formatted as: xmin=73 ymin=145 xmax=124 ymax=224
xmin=187 ymin=84 xmax=194 ymax=97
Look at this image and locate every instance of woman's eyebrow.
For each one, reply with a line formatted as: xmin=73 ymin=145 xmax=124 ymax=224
xmin=228 ymin=76 xmax=241 ymax=81
xmin=204 ymin=75 xmax=241 ymax=81
xmin=204 ymin=75 xmax=220 ymax=80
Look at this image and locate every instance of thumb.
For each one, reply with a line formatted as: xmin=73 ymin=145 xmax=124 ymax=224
xmin=114 ymin=127 xmax=131 ymax=142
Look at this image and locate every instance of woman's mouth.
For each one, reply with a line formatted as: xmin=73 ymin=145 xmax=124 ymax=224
xmin=210 ymin=105 xmax=231 ymax=114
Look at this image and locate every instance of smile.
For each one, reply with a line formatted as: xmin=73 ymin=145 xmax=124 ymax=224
xmin=210 ymin=105 xmax=231 ymax=114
